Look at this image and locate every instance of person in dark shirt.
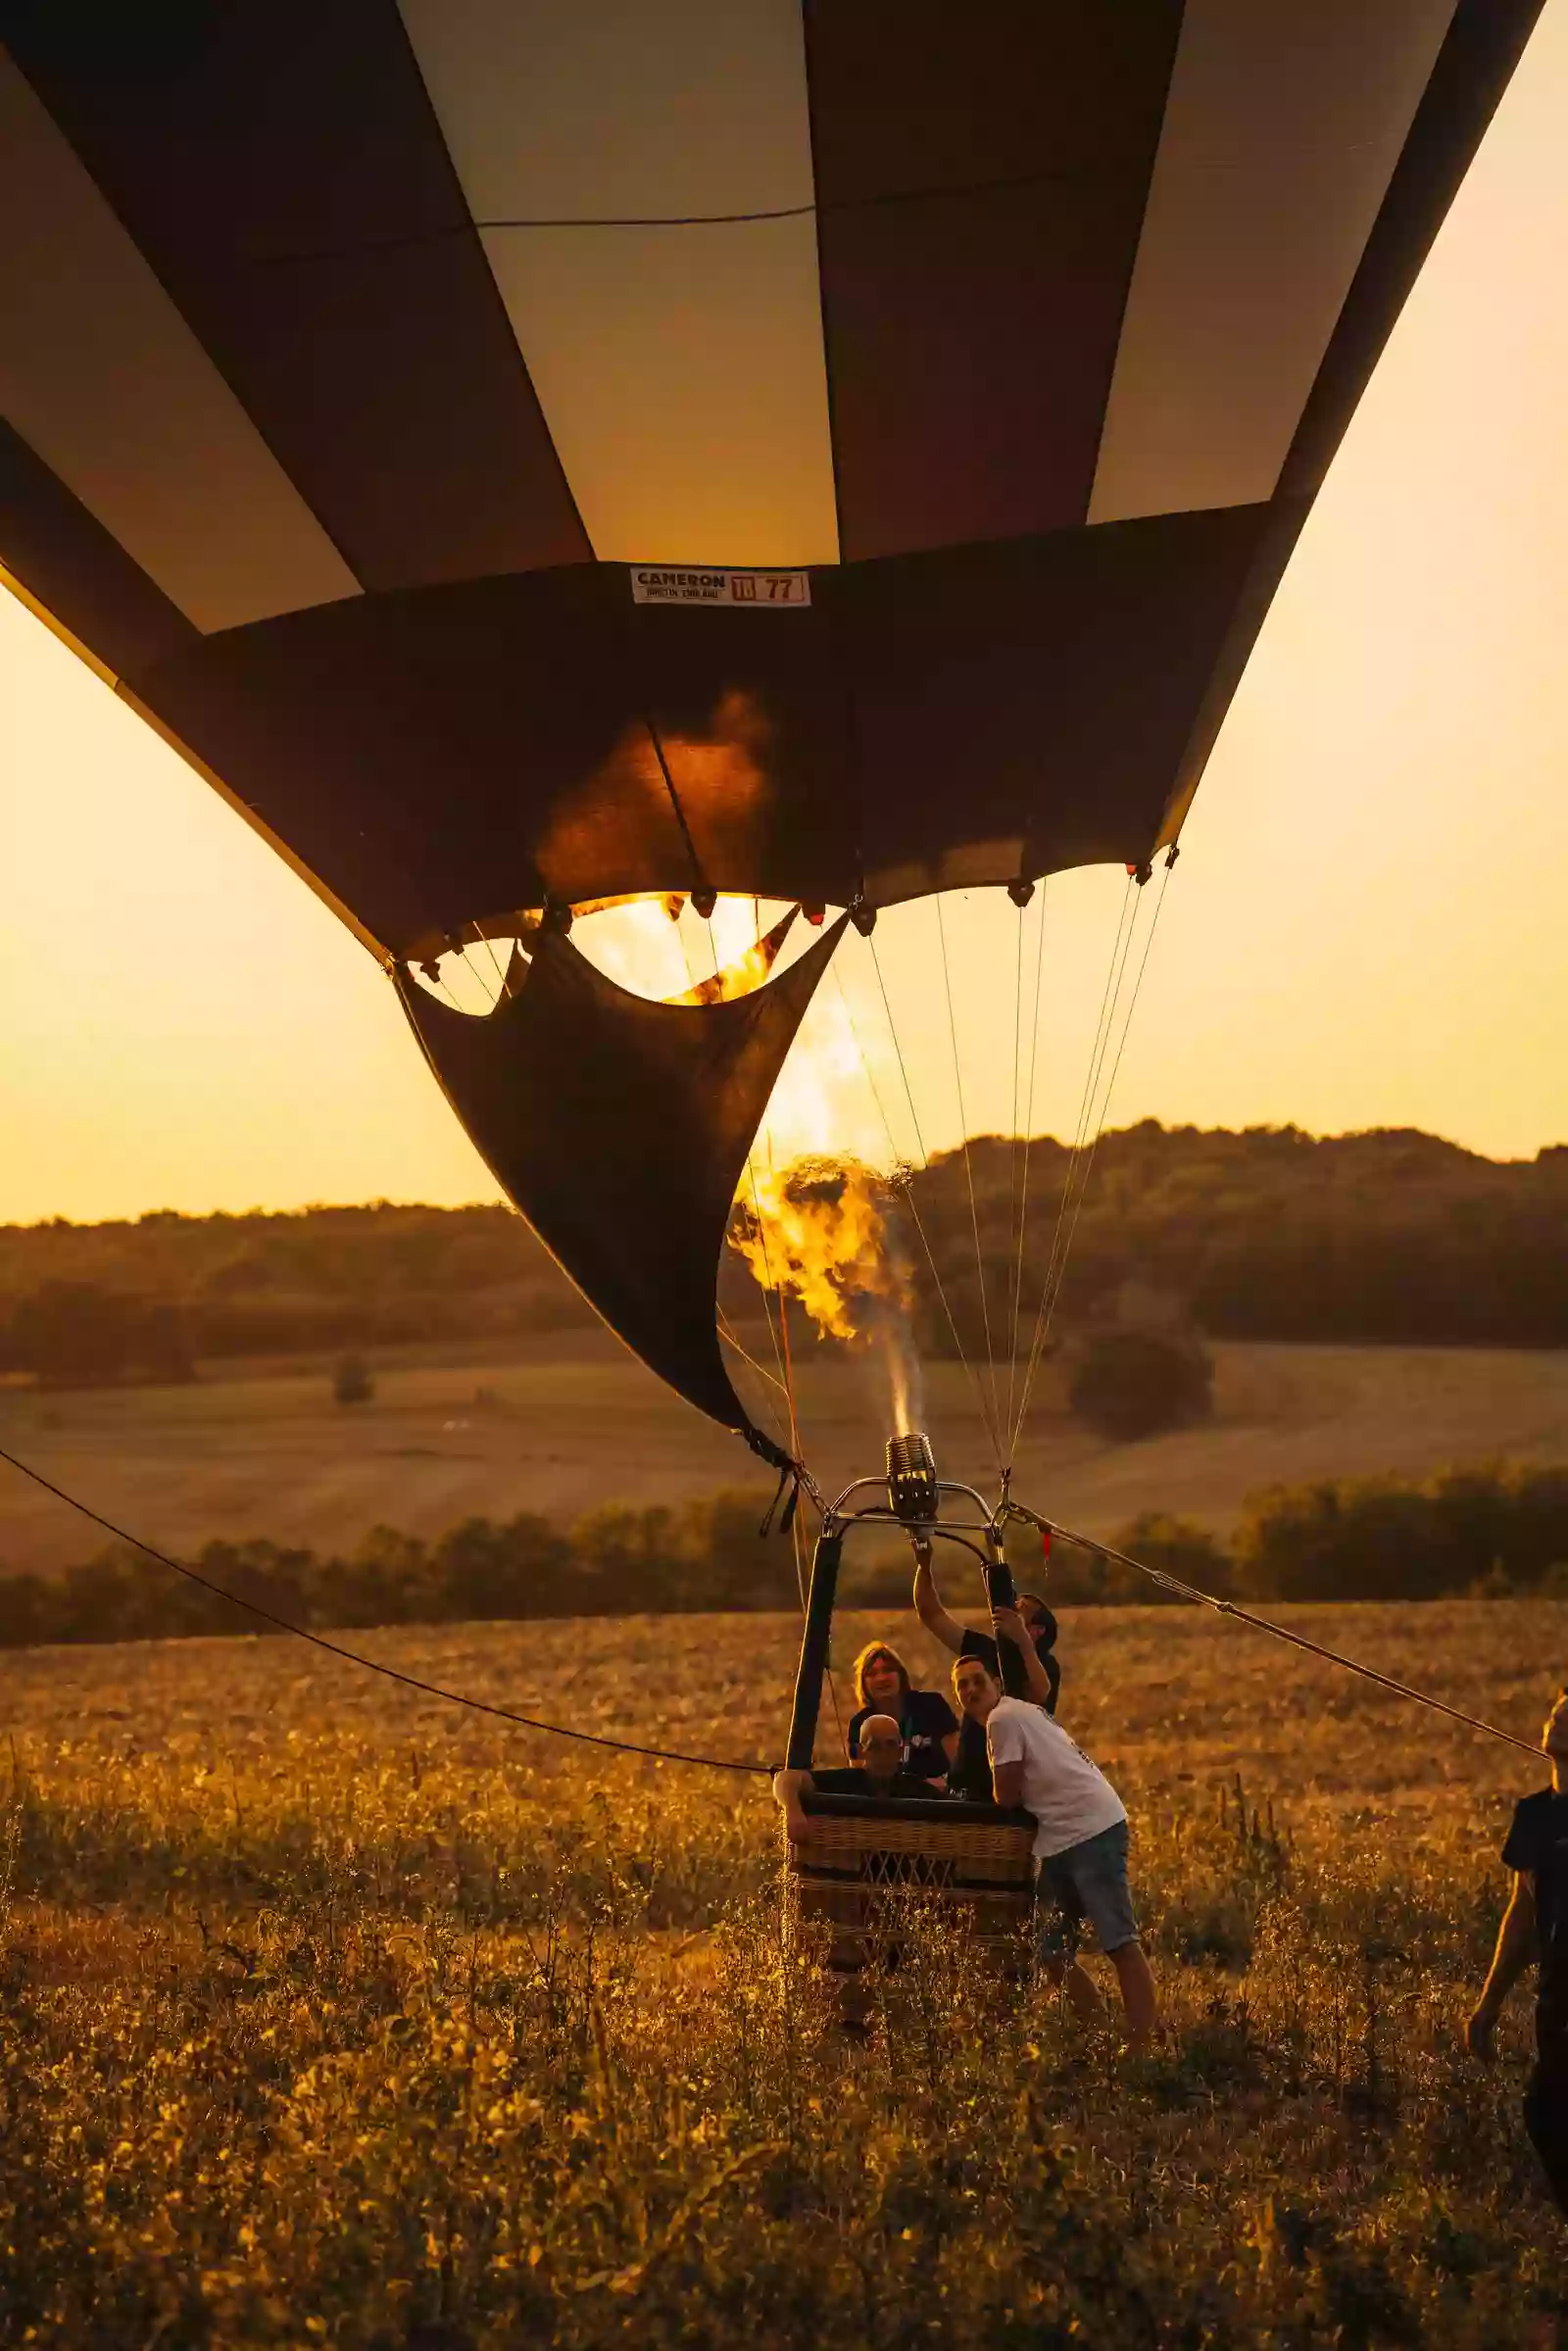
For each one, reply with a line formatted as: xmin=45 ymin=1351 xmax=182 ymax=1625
xmin=1467 ymin=1685 xmax=1568 ymax=2214
xmin=913 ymin=1553 xmax=1061 ymax=1711
xmin=846 ymin=1639 xmax=959 ymax=1785
xmin=773 ymin=1713 xmax=945 ymax=1841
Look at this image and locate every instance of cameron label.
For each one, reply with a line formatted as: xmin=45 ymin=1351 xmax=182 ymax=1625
xmin=629 ymin=565 xmax=811 ymax=609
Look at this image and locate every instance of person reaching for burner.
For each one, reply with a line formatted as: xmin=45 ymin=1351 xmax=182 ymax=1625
xmin=773 ymin=1713 xmax=946 ymax=1843
xmin=847 ymin=1640 xmax=958 ymax=1787
xmin=1467 ymin=1685 xmax=1568 ymax=2217
xmin=913 ymin=1551 xmax=1060 ymax=1712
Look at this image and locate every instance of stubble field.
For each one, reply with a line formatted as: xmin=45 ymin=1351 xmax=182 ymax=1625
xmin=1 ymin=1593 xmax=1564 ymax=2343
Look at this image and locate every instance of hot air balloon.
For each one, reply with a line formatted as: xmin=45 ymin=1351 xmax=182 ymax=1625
xmin=0 ymin=1 xmax=1545 ymax=1969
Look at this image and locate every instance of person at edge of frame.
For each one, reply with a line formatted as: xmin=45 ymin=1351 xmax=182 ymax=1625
xmin=1468 ymin=1685 xmax=1568 ymax=2217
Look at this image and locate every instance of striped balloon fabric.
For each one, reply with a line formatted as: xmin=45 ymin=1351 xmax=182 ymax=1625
xmin=0 ymin=2 xmax=1544 ymax=967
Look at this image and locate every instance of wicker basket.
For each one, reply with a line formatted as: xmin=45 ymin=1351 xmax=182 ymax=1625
xmin=785 ymin=1793 xmax=1036 ymax=1973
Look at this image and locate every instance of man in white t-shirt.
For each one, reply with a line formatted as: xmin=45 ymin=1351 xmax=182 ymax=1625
xmin=985 ymin=1685 xmax=1158 ymax=2049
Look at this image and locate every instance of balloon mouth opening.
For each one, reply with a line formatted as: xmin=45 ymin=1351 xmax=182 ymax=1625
xmin=404 ymin=894 xmax=833 ymax=1015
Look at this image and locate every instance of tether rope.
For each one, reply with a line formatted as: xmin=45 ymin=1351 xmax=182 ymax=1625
xmin=0 ymin=1444 xmax=1538 ymax=1773
xmin=0 ymin=1445 xmax=773 ymax=1777
xmin=1025 ymin=1507 xmax=1543 ymax=1759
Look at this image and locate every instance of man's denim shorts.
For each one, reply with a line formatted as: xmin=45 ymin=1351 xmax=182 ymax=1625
xmin=1034 ymin=1819 xmax=1138 ymax=1961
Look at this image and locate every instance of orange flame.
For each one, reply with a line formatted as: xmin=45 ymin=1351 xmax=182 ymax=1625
xmin=731 ymin=1156 xmax=904 ymax=1342
xmin=568 ymin=893 xmax=924 ymax=1428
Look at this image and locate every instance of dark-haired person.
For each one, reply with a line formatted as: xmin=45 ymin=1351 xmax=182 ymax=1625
xmin=913 ymin=1553 xmax=1060 ymax=1713
xmin=773 ymin=1712 xmax=946 ymax=1843
xmin=847 ymin=1640 xmax=958 ymax=1787
xmin=948 ymin=1648 xmax=1004 ymax=1803
xmin=1467 ymin=1686 xmax=1568 ymax=2216
xmin=983 ymin=1662 xmax=1156 ymax=2049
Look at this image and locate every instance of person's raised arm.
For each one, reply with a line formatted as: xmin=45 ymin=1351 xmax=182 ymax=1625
xmin=913 ymin=1546 xmax=963 ymax=1654
xmin=992 ymin=1605 xmax=1054 ymax=1707
xmin=771 ymin=1768 xmax=814 ymax=1845
xmin=1466 ymin=1872 xmax=1537 ymax=2059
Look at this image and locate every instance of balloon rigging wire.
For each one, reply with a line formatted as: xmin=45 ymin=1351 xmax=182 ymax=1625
xmin=467 ymin=919 xmax=509 ymax=1004
xmin=1039 ymin=859 xmax=1173 ymax=1356
xmin=846 ymin=946 xmax=1000 ymax=1453
xmin=1004 ymin=884 xmax=1051 ymax=1452
xmin=935 ymin=896 xmax=1005 ymax=1472
xmin=643 ymin=714 xmax=708 ymax=898
xmin=1005 ymin=893 xmax=1026 ymax=1443
xmin=1012 ymin=862 xmax=1173 ymax=1451
xmin=714 ymin=1309 xmax=788 ymax=1398
xmin=1010 ymin=872 xmax=1140 ymax=1452
xmin=764 ymin=1129 xmax=812 ymax=1615
xmin=0 ymin=1444 xmax=774 ymax=1776
xmin=867 ymin=933 xmax=930 ymax=1168
xmin=739 ymin=1163 xmax=799 ymax=1469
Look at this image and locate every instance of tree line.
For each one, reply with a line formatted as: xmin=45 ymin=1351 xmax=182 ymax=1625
xmin=0 ymin=1123 xmax=1564 ymax=1386
xmin=0 ymin=1461 xmax=1562 ymax=1654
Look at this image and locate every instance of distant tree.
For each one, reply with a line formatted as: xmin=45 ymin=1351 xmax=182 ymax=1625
xmin=1066 ymin=1328 xmax=1213 ymax=1443
xmin=1106 ymin=1512 xmax=1233 ymax=1602
xmin=430 ymin=1513 xmax=572 ymax=1620
xmin=7 ymin=1281 xmax=193 ymax=1388
xmin=333 ymin=1353 xmax=375 ymax=1406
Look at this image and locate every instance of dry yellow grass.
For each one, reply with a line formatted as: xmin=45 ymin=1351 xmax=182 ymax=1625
xmin=3 ymin=1331 xmax=1566 ymax=1572
xmin=2 ymin=1598 xmax=1565 ymax=2341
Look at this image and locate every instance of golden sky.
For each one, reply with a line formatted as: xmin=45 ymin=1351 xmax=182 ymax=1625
xmin=3 ymin=2 xmax=1566 ymax=1229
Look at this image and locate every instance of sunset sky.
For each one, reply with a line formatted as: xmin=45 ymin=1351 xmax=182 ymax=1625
xmin=3 ymin=0 xmax=1566 ymax=1230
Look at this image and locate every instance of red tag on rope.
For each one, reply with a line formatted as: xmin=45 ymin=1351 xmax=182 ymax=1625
xmin=1041 ymin=1529 xmax=1052 ymax=1563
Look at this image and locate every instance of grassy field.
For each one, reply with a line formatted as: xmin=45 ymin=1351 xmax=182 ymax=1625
xmin=2 ymin=1596 xmax=1564 ymax=2342
xmin=3 ymin=1331 xmax=1567 ymax=1573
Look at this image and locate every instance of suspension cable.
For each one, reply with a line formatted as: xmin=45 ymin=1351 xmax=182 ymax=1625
xmin=467 ymin=919 xmax=509 ymax=1005
xmin=858 ymin=933 xmax=1002 ymax=1456
xmin=1005 ymin=894 xmax=1025 ymax=1447
xmin=868 ymin=932 xmax=930 ymax=1168
xmin=0 ymin=1445 xmax=773 ymax=1775
xmin=1010 ymin=873 xmax=1146 ymax=1454
xmin=740 ymin=1156 xmax=798 ymax=1461
xmin=1004 ymin=883 xmax=1050 ymax=1449
xmin=1012 ymin=862 xmax=1174 ymax=1451
xmin=1036 ymin=878 xmax=1138 ymax=1312
xmin=830 ymin=962 xmax=902 ymax=1172
xmin=1033 ymin=861 xmax=1173 ymax=1381
xmin=935 ymin=895 xmax=1004 ymax=1471
xmin=715 ymin=1308 xmax=789 ymax=1397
